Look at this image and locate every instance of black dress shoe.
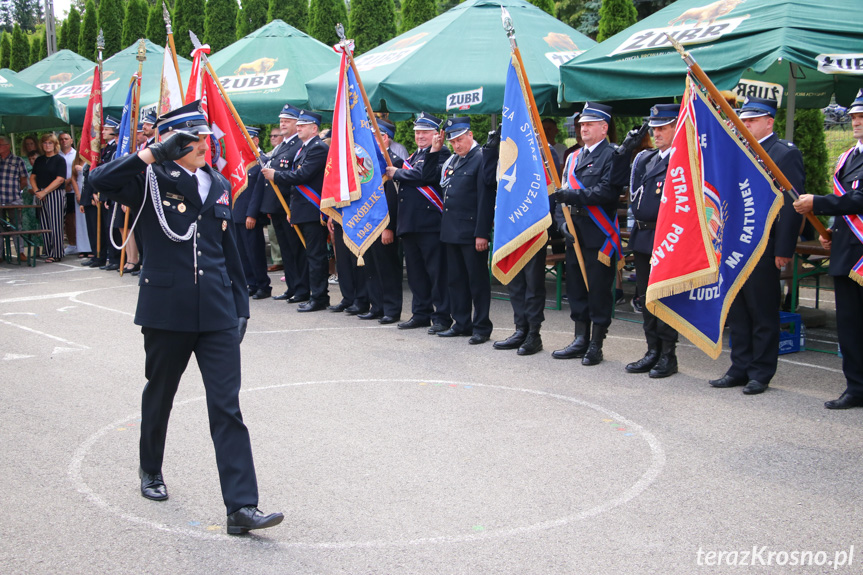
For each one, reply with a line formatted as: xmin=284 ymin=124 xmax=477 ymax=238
xmin=104 ymin=263 xmax=120 ymax=271
xmin=742 ymin=380 xmax=768 ymax=395
xmin=493 ymin=329 xmax=527 ymax=350
xmin=438 ymin=328 xmax=467 ymax=337
xmin=625 ymin=349 xmax=660 ymax=374
xmin=398 ymin=317 xmax=430 ymax=330
xmin=80 ymin=258 xmax=95 ymax=266
xmin=709 ymin=374 xmax=746 ymax=388
xmin=517 ymin=333 xmax=543 ymax=356
xmin=648 ymin=353 xmax=678 ymax=379
xmin=468 ymin=333 xmax=489 ymax=345
xmin=825 ymin=391 xmax=863 ymax=410
xmin=328 ymin=302 xmax=350 ymax=312
xmin=358 ymin=311 xmax=383 ymax=320
xmin=378 ymin=315 xmax=399 ymax=324
xmin=88 ymin=259 xmax=106 ymax=268
xmin=297 ymin=300 xmax=327 ymax=312
xmin=272 ymin=292 xmax=291 ymax=301
xmin=252 ymin=289 xmax=272 ymax=300
xmin=345 ymin=305 xmax=369 ymax=315
xmin=288 ymin=294 xmax=310 ymax=304
xmin=139 ymin=467 xmax=168 ymax=501
xmin=226 ymin=506 xmax=284 ymax=535
xmin=427 ymin=323 xmax=449 ymax=335
xmin=130 ymin=269 xmax=142 ymax=276
xmin=551 ymin=337 xmax=589 ymax=359
xmin=581 ymin=341 xmax=604 ymax=366
xmin=248 ymin=286 xmax=257 ymax=296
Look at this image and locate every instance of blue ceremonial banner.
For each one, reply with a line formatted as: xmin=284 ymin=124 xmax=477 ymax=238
xmin=490 ymin=57 xmax=552 ymax=284
xmin=117 ymin=77 xmax=137 ymax=158
xmin=646 ymin=78 xmax=783 ymax=359
xmin=325 ymin=63 xmax=390 ymax=263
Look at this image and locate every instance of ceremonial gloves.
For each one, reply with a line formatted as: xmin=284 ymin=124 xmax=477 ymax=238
xmin=238 ymin=317 xmax=248 ymax=344
xmin=616 ymin=121 xmax=650 ymax=156
xmin=558 ymin=221 xmax=575 ymax=242
xmin=553 ymin=186 xmax=579 ymax=205
xmin=149 ymin=131 xmax=198 ymax=163
xmin=484 ymin=124 xmax=502 ymax=150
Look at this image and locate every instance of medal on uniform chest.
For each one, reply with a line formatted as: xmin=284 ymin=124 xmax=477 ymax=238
xmin=854 ymin=180 xmax=859 ymax=190
xmin=163 ymin=200 xmax=170 ymax=206
xmin=178 ymin=203 xmax=186 ymax=213
xmin=170 ymin=170 xmax=181 ymax=178
xmin=656 ymin=181 xmax=663 ymax=194
xmin=222 ymin=220 xmax=228 ymax=231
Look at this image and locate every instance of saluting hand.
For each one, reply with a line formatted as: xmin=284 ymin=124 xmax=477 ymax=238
xmin=430 ymin=130 xmax=444 ymax=153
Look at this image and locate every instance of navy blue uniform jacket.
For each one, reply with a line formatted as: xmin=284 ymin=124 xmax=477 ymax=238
xmin=392 ymin=146 xmax=451 ymax=235
xmin=273 ymin=135 xmax=328 ymax=225
xmin=89 ymin=153 xmax=250 ymax=332
xmin=260 ymin=135 xmax=302 ymax=215
xmin=762 ymin=133 xmax=804 ymax=259
xmin=814 ymin=147 xmax=863 ymax=276
xmin=627 ymin=148 xmax=668 ymax=255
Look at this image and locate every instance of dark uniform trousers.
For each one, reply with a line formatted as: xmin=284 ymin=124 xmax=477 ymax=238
xmin=89 ymin=153 xmax=259 ymax=516
xmin=364 ymin=238 xmax=403 ymax=317
xmin=271 ymin=215 xmax=309 ymax=298
xmin=564 ymin=229 xmax=616 ymax=327
xmin=628 ymin=150 xmax=677 ymax=346
xmin=813 ymin=146 xmax=863 ymax=398
xmin=333 ymin=221 xmax=368 ymax=308
xmin=298 ymin=221 xmax=329 ymax=305
xmin=235 ymin=219 xmax=270 ymax=293
xmin=446 ymin=242 xmax=492 ymax=336
xmin=726 ymin=133 xmax=803 ymax=384
xmin=401 ymin=232 xmax=450 ymax=325
xmin=506 ymin=244 xmax=546 ymax=331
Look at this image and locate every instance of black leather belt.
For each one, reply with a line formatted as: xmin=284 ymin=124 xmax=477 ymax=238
xmin=636 ymin=220 xmax=656 ymax=230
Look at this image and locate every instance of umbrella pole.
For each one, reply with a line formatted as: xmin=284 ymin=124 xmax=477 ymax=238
xmin=665 ymin=34 xmax=830 ymax=241
xmin=785 ymin=62 xmax=797 ymax=142
xmin=188 ymin=30 xmax=305 ymax=248
xmin=502 ymin=9 xmax=590 ymax=291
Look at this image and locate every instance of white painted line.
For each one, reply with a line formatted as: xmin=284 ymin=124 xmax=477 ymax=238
xmin=0 ymin=318 xmax=89 ymax=349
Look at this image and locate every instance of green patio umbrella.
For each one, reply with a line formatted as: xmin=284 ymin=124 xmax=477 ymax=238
xmin=0 ymin=69 xmax=69 ymax=133
xmin=559 ymin=0 xmax=863 ymax=120
xmin=207 ymin=19 xmax=341 ymax=126
xmin=54 ymin=40 xmax=192 ymax=125
xmin=305 ymin=0 xmax=595 ymax=116
xmin=17 ymin=49 xmax=95 ymax=94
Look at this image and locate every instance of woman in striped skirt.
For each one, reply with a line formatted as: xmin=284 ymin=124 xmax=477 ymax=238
xmin=30 ymin=134 xmax=67 ymax=262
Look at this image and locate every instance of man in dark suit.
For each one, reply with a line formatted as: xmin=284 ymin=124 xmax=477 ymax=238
xmin=261 ymin=104 xmax=309 ymax=303
xmin=231 ymin=126 xmax=271 ymax=299
xmin=386 ymin=112 xmax=452 ymax=334
xmin=360 ymin=118 xmax=403 ymax=324
xmin=709 ymin=97 xmax=804 ymax=396
xmin=262 ymin=110 xmax=330 ymax=311
xmin=552 ymin=102 xmax=625 ymax=365
xmin=423 ymin=117 xmax=495 ymax=344
xmin=624 ymin=104 xmax=680 ymax=378
xmin=88 ymin=101 xmax=283 ymax=534
xmin=794 ymin=89 xmax=863 ymax=409
xmin=80 ymin=116 xmax=120 ymax=269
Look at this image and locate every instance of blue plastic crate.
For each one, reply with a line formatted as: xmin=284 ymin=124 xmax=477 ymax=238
xmin=778 ymin=311 xmax=804 ymax=355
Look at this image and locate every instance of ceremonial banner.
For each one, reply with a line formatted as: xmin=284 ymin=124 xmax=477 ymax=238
xmin=491 ymin=57 xmax=551 ymax=284
xmin=185 ymin=44 xmax=209 ymax=105
xmin=320 ymin=49 xmax=361 ymax=209
xmin=203 ymin=73 xmax=256 ymax=200
xmin=79 ymin=66 xmax=103 ymax=167
xmin=645 ymin=76 xmax=783 ymax=359
xmin=159 ymin=44 xmax=184 ymax=116
xmin=116 ymin=76 xmax=139 ymax=158
xmin=321 ymin=52 xmax=390 ymax=263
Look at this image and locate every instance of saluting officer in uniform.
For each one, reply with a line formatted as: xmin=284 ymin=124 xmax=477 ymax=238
xmin=624 ymin=104 xmax=680 ymax=378
xmin=263 ymin=110 xmax=330 ymax=311
xmin=231 ymin=126 xmax=272 ymax=299
xmin=360 ymin=118 xmax=403 ymax=324
xmin=709 ymin=97 xmax=804 ymax=396
xmin=424 ymin=117 xmax=495 ymax=344
xmin=261 ymin=104 xmax=309 ymax=303
xmin=386 ymin=112 xmax=452 ymax=334
xmin=88 ymin=102 xmax=283 ymax=535
xmin=794 ymin=89 xmax=863 ymax=409
xmin=552 ymin=102 xmax=626 ymax=365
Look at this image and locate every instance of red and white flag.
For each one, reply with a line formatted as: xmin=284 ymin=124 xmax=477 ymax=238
xmin=185 ymin=44 xmax=210 ymax=105
xmin=203 ymin=73 xmax=256 ymax=201
xmin=320 ymin=48 xmax=361 ymax=209
xmin=79 ymin=65 xmax=103 ymax=167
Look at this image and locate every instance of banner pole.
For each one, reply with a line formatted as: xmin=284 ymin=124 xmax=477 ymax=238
xmin=120 ymin=40 xmax=147 ymax=277
xmin=502 ymin=9 xmax=589 ymax=291
xmin=189 ymin=30 xmax=305 ymax=247
xmin=163 ymin=4 xmax=185 ymax=97
xmin=96 ymin=30 xmax=104 ymax=259
xmin=665 ymin=34 xmax=830 ymax=240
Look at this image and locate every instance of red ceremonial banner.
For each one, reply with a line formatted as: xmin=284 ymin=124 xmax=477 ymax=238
xmin=203 ymin=73 xmax=255 ymax=201
xmin=79 ymin=66 xmax=103 ymax=167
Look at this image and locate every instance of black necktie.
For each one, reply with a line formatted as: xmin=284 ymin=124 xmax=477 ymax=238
xmin=577 ymin=148 xmax=590 ymax=169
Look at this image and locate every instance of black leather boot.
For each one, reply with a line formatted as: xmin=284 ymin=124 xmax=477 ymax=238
xmin=517 ymin=328 xmax=543 ymax=356
xmin=582 ymin=324 xmax=607 ymax=366
xmin=649 ymin=340 xmax=678 ymax=378
xmin=493 ymin=328 xmax=527 ymax=350
xmin=625 ymin=347 xmax=660 ymax=374
xmin=552 ymin=321 xmax=590 ymax=359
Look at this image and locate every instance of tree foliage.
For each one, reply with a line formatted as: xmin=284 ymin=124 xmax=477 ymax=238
xmin=145 ymin=0 xmax=167 ymax=48
xmin=11 ymin=0 xmax=42 ymax=32
xmin=308 ymin=0 xmax=348 ymax=46
xmin=348 ymin=0 xmax=397 ymax=56
xmin=78 ymin=0 xmax=98 ymax=60
xmin=527 ymin=0 xmax=555 ymax=17
xmin=62 ymin=7 xmax=82 ymax=55
xmin=204 ymin=0 xmax=237 ymax=52
xmin=122 ymin=0 xmax=149 ymax=49
xmin=0 ymin=31 xmax=9 ymax=68
xmin=235 ymin=0 xmax=268 ymax=39
xmin=399 ymin=0 xmax=435 ymax=33
xmin=98 ymin=0 xmax=125 ymax=57
xmin=774 ymin=108 xmax=829 ymax=197
xmin=173 ymin=0 xmax=205 ymax=58
xmin=28 ymin=28 xmax=38 ymax=63
xmin=9 ymin=22 xmax=29 ymax=71
xmin=268 ymin=0 xmax=307 ymax=32
xmin=57 ymin=17 xmax=67 ymax=50
xmin=596 ymin=0 xmax=636 ymax=42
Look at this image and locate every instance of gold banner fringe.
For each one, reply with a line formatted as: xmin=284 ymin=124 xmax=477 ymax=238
xmin=850 ymin=270 xmax=863 ymax=287
xmin=491 ymin=214 xmax=552 ymax=284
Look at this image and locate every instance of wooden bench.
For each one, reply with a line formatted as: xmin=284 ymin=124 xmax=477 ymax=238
xmin=0 ymin=229 xmax=51 ymax=267
xmin=783 ymin=239 xmax=831 ymax=310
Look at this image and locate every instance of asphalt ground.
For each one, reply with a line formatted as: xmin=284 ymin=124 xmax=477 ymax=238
xmin=1 ymin=259 xmax=860 ymax=574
